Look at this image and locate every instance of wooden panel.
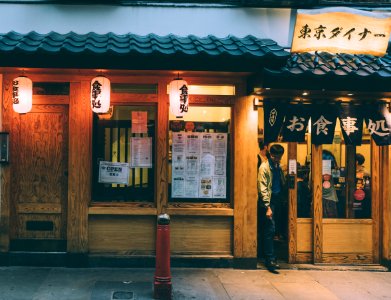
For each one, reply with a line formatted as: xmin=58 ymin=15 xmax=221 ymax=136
xmin=312 ymin=145 xmax=323 ymax=262
xmin=156 ymin=79 xmax=169 ymax=214
xmin=323 ymin=222 xmax=372 ymax=253
xmin=189 ymin=95 xmax=234 ymax=105
xmin=68 ymin=81 xmax=91 ymax=252
xmin=88 ymin=215 xmax=155 ymax=254
xmin=168 ymin=203 xmax=230 ymax=209
xmin=288 ymin=142 xmax=298 ymax=263
xmin=0 ymin=74 xmax=11 ymax=251
xmin=296 ymin=252 xmax=313 ymax=263
xmin=297 ymin=220 xmax=312 ymax=252
xmin=371 ymin=139 xmax=380 ymax=263
xmin=233 ymin=93 xmax=258 ymax=258
xmin=33 ymin=95 xmax=69 ymax=105
xmin=322 ymin=253 xmax=373 ymax=264
xmin=111 ymin=93 xmax=157 ymax=103
xmin=170 ymin=216 xmax=232 ymax=255
xmin=88 ymin=206 xmax=157 ymax=215
xmin=17 ymin=203 xmax=62 ymax=214
xmin=16 ymin=214 xmax=61 ymax=239
xmin=166 ymin=208 xmax=234 ymax=216
xmin=383 ymin=146 xmax=391 ymax=261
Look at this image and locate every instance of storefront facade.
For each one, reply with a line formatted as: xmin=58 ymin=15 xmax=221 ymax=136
xmin=0 ymin=2 xmax=390 ymax=269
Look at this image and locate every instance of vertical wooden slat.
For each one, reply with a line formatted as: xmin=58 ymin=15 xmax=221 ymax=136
xmin=371 ymin=139 xmax=380 ymax=263
xmin=156 ymin=79 xmax=169 ymax=214
xmin=312 ymin=144 xmax=323 ymax=263
xmin=381 ymin=145 xmax=389 ymax=263
xmin=233 ymin=94 xmax=258 ymax=258
xmin=0 ymin=74 xmax=11 ymax=251
xmin=67 ymin=81 xmax=91 ymax=253
xmin=346 ymin=145 xmax=356 ymax=218
xmin=288 ymin=142 xmax=297 ymax=263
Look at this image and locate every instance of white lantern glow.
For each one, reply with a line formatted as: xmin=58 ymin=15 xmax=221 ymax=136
xmin=169 ymin=78 xmax=189 ymax=118
xmin=12 ymin=76 xmax=32 ymax=114
xmin=90 ymin=76 xmax=111 ymax=113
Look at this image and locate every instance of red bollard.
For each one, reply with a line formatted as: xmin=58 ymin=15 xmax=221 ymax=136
xmin=154 ymin=213 xmax=172 ymax=300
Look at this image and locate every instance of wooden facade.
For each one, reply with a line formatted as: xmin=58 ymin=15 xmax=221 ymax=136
xmin=0 ymin=69 xmax=390 ymax=268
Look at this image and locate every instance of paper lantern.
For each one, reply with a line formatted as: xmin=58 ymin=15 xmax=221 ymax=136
xmin=91 ymin=76 xmax=111 ymax=113
xmin=12 ymin=76 xmax=32 ymax=114
xmin=169 ymin=78 xmax=189 ymax=118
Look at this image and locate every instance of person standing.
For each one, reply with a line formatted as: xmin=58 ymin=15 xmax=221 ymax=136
xmin=258 ymin=144 xmax=285 ymax=272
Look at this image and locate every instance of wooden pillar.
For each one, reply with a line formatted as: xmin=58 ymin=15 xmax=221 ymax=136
xmin=288 ymin=142 xmax=297 ymax=263
xmin=67 ymin=81 xmax=91 ymax=253
xmin=381 ymin=145 xmax=390 ymax=265
xmin=233 ymin=94 xmax=258 ymax=267
xmin=371 ymin=139 xmax=381 ymax=263
xmin=0 ymin=74 xmax=10 ymax=252
xmin=312 ymin=144 xmax=323 ymax=263
xmin=156 ymin=79 xmax=169 ymax=214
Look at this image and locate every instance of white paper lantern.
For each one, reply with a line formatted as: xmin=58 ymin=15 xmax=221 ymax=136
xmin=12 ymin=76 xmax=32 ymax=114
xmin=169 ymin=78 xmax=189 ymax=118
xmin=91 ymin=76 xmax=111 ymax=113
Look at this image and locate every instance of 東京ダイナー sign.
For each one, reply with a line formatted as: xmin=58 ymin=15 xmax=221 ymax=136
xmin=291 ymin=7 xmax=391 ymax=56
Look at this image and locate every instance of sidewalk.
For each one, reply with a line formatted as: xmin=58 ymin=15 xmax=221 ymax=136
xmin=0 ymin=265 xmax=390 ymax=300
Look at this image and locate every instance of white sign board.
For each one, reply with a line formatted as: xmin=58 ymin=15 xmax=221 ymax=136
xmin=99 ymin=161 xmax=130 ymax=185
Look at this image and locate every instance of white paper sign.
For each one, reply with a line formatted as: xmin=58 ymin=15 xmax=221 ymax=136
xmin=199 ymin=177 xmax=213 ymax=198
xmin=99 ymin=161 xmax=130 ymax=185
xmin=184 ymin=177 xmax=199 ymax=198
xmin=131 ymin=111 xmax=148 ymax=134
xmin=213 ymin=176 xmax=226 ymax=198
xmin=289 ymin=159 xmax=297 ymax=175
xmin=172 ymin=177 xmax=185 ymax=198
xmin=322 ymin=159 xmax=332 ymax=175
xmin=131 ymin=137 xmax=152 ymax=168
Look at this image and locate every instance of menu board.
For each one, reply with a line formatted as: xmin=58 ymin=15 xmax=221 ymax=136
xmin=171 ymin=132 xmax=227 ymax=199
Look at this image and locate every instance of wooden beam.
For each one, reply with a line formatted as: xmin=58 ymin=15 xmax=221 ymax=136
xmin=312 ymin=144 xmax=323 ymax=263
xmin=67 ymin=81 xmax=91 ymax=253
xmin=288 ymin=142 xmax=298 ymax=263
xmin=371 ymin=139 xmax=381 ymax=263
xmin=156 ymin=79 xmax=169 ymax=215
xmin=0 ymin=74 xmax=10 ymax=252
xmin=233 ymin=92 xmax=258 ymax=258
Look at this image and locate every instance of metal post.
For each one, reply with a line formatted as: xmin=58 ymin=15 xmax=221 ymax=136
xmin=154 ymin=213 xmax=172 ymax=299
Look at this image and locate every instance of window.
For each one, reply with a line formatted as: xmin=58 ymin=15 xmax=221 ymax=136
xmin=168 ymin=106 xmax=231 ymax=203
xmin=92 ymin=105 xmax=156 ymax=202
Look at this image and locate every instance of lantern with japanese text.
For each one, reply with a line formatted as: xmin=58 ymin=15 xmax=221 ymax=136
xmin=90 ymin=76 xmax=111 ymax=113
xmin=169 ymin=78 xmax=189 ymax=118
xmin=12 ymin=76 xmax=32 ymax=114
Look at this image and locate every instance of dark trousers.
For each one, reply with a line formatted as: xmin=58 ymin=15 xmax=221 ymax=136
xmin=259 ymin=193 xmax=282 ymax=262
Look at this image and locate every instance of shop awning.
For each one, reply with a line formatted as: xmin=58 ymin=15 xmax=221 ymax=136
xmin=0 ymin=31 xmax=289 ymax=72
xmin=260 ymin=51 xmax=391 ymax=92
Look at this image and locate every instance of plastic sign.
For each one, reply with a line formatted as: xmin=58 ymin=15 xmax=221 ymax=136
xmin=90 ymin=76 xmax=111 ymax=113
xmin=12 ymin=76 xmax=32 ymax=114
xmin=169 ymin=78 xmax=189 ymax=118
xmin=291 ymin=7 xmax=391 ymax=56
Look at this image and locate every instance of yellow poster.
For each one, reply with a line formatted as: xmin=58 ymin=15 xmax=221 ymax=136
xmin=291 ymin=7 xmax=391 ymax=56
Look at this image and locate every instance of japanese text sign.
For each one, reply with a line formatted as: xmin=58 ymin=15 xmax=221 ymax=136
xmin=291 ymin=7 xmax=391 ymax=56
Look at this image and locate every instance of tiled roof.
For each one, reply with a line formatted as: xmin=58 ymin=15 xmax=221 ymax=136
xmin=0 ymin=31 xmax=289 ymax=71
xmin=262 ymin=51 xmax=391 ymax=91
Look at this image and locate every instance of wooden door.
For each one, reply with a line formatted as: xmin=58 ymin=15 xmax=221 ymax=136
xmin=10 ymin=105 xmax=68 ymax=251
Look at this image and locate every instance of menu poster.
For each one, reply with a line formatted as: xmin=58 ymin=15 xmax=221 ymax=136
xmin=172 ymin=177 xmax=185 ymax=198
xmin=214 ymin=156 xmax=226 ymax=176
xmin=186 ymin=133 xmax=201 ymax=154
xmin=172 ymin=154 xmax=185 ymax=177
xmin=186 ymin=155 xmax=199 ymax=176
xmin=214 ymin=133 xmax=227 ymax=156
xmin=131 ymin=111 xmax=148 ymax=134
xmin=171 ymin=132 xmax=228 ymax=199
xmin=213 ymin=176 xmax=226 ymax=198
xmin=99 ymin=161 xmax=130 ymax=185
xmin=130 ymin=137 xmax=152 ymax=168
xmin=199 ymin=177 xmax=213 ymax=198
xmin=200 ymin=154 xmax=215 ymax=177
xmin=184 ymin=176 xmax=199 ymax=198
xmin=172 ymin=132 xmax=186 ymax=153
xmin=201 ymin=133 xmax=214 ymax=154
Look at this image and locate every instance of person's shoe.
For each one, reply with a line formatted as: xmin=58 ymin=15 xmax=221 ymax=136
xmin=265 ymin=260 xmax=280 ymax=271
